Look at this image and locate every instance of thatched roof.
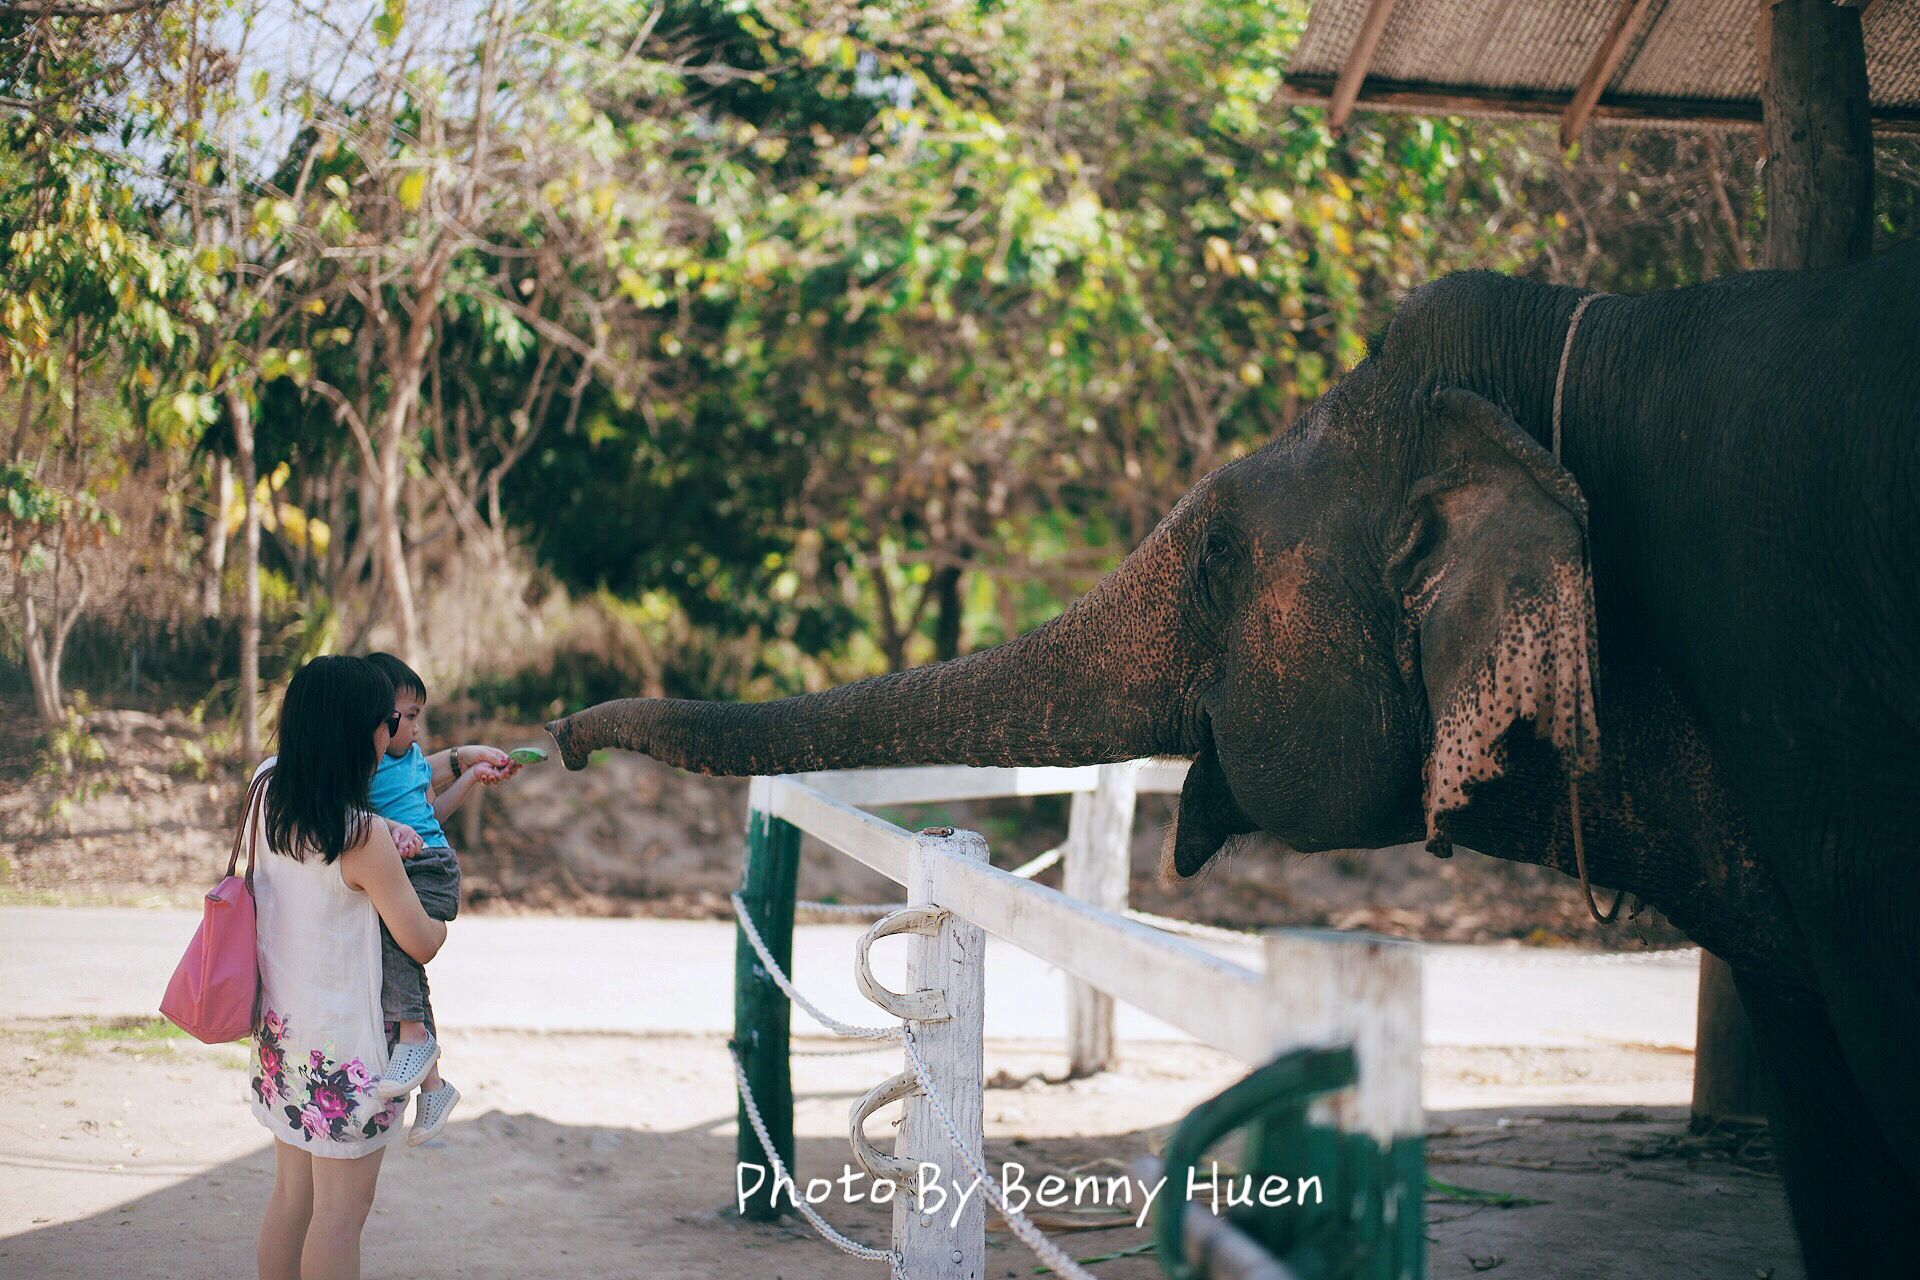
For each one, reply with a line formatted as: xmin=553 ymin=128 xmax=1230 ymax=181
xmin=1282 ymin=0 xmax=1920 ymax=139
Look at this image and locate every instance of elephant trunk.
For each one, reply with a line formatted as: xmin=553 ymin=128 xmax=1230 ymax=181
xmin=544 ymin=505 xmax=1201 ymax=775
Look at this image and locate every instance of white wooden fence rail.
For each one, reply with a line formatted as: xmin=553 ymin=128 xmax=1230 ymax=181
xmin=773 ymin=759 xmax=1190 ymax=1072
xmin=750 ymin=768 xmax=1391 ymax=1070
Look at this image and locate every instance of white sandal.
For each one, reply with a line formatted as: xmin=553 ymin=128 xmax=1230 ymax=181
xmin=377 ymin=1035 xmax=440 ymax=1099
xmin=409 ymin=1082 xmax=460 ymax=1146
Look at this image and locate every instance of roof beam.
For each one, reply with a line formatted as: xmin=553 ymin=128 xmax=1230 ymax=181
xmin=1560 ymin=0 xmax=1659 ymax=148
xmin=1277 ymin=72 xmax=1920 ymax=136
xmin=1328 ymin=0 xmax=1402 ymax=134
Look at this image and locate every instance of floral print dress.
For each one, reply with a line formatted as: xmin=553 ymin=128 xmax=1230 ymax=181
xmin=247 ymin=762 xmax=402 ymax=1156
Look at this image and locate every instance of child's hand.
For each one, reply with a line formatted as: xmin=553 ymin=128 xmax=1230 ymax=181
xmin=387 ymin=821 xmax=424 ymax=859
xmin=463 ymin=744 xmax=520 ymax=786
xmin=464 ymin=745 xmax=512 ymax=771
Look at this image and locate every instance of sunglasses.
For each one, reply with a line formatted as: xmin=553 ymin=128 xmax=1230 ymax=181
xmin=384 ymin=710 xmax=402 ymax=735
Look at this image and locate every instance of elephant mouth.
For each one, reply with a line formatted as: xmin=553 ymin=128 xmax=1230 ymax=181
xmin=1162 ymin=727 xmax=1259 ymax=880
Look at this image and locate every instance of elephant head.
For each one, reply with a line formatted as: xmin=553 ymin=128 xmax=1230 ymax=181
xmin=546 ymin=280 xmax=1602 ymax=880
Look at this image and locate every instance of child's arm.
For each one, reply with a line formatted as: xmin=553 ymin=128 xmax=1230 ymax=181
xmin=427 ymin=744 xmax=512 ymax=790
xmin=430 ymin=747 xmax=519 ymax=822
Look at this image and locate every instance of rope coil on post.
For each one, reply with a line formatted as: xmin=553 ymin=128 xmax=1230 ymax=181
xmin=730 ymin=889 xmax=1112 ymax=1280
xmin=728 ymin=1043 xmax=904 ymax=1278
xmin=733 ymin=890 xmax=904 ymax=1043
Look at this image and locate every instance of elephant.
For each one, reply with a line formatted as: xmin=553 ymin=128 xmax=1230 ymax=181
xmin=547 ymin=241 xmax=1920 ymax=1277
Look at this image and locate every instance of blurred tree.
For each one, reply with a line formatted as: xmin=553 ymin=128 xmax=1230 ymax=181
xmin=1 ymin=6 xmax=209 ymax=724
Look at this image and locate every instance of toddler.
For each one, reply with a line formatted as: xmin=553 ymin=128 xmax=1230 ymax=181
xmin=363 ymin=651 xmax=520 ymax=1145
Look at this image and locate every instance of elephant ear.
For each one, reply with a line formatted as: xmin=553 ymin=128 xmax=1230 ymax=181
xmin=1393 ymin=387 xmax=1600 ymax=855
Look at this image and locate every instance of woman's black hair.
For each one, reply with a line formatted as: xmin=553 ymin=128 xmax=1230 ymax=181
xmin=265 ymin=655 xmax=395 ymax=863
xmin=365 ymin=651 xmax=426 ymax=701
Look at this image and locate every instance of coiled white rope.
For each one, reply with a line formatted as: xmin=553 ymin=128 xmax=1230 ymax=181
xmin=733 ymin=889 xmax=1109 ymax=1280
xmin=796 ymin=899 xmax=899 ymax=917
xmin=733 ymin=891 xmax=903 ymax=1043
xmin=790 ymin=1041 xmax=899 ymax=1057
xmin=1124 ymin=906 xmax=1263 ymax=945
xmin=728 ymin=1043 xmax=904 ymax=1277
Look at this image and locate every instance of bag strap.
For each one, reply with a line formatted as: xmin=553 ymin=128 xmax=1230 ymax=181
xmin=227 ymin=766 xmax=274 ymax=890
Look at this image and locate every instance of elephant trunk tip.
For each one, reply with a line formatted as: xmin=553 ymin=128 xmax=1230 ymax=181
xmin=543 ymin=715 xmax=592 ymax=771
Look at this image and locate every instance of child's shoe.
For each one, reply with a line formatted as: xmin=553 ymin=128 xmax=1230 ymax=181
xmin=378 ymin=1034 xmax=440 ymax=1099
xmin=409 ymin=1082 xmax=460 ymax=1146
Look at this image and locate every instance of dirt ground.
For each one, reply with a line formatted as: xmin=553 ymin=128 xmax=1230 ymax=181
xmin=2 ymin=706 xmax=1690 ymax=950
xmin=3 ymin=707 xmax=1793 ymax=1278
xmin=0 ymin=1021 xmax=1799 ymax=1280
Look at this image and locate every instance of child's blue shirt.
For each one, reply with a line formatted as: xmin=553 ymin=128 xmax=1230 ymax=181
xmin=368 ymin=745 xmax=450 ymax=849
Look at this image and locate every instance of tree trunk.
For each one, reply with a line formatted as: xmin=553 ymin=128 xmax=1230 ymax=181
xmin=202 ymin=454 xmax=232 ymax=618
xmin=931 ymin=559 xmax=966 ymax=663
xmin=18 ymin=573 xmax=63 ymax=726
xmin=367 ymin=246 xmax=453 ymax=669
xmin=230 ymin=388 xmax=262 ymax=765
xmin=373 ymin=437 xmax=419 ymax=665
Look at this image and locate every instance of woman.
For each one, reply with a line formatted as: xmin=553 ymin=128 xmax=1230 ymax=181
xmin=249 ymin=655 xmax=447 ymax=1280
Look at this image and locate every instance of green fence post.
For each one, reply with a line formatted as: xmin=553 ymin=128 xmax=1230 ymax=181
xmin=734 ymin=800 xmax=802 ymax=1221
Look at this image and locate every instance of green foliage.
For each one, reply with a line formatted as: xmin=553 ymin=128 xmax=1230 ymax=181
xmin=17 ymin=0 xmax=1897 ymax=716
xmin=509 ymin=0 xmax=1553 ymax=678
xmin=34 ymin=698 xmax=105 ymax=779
xmin=33 ymin=697 xmax=112 ymax=824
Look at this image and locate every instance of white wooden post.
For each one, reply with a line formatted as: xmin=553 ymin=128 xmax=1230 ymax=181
xmin=1065 ymin=762 xmax=1138 ymax=1076
xmin=1261 ymin=930 xmax=1425 ymax=1279
xmin=893 ymin=828 xmax=988 ymax=1280
xmin=1260 ymin=930 xmax=1421 ymax=1148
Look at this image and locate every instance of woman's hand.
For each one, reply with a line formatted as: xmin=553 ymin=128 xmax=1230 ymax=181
xmin=341 ymin=822 xmax=447 ymax=964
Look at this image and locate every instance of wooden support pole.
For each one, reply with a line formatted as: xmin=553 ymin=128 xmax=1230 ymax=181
xmin=1691 ymin=953 xmax=1771 ymax=1129
xmin=1065 ymin=762 xmax=1138 ymax=1077
xmin=1762 ymin=0 xmax=1873 ymax=270
xmin=1328 ymin=0 xmax=1401 ymax=134
xmin=734 ymin=801 xmax=801 ymax=1220
xmin=1560 ymin=0 xmax=1657 ymax=149
xmin=893 ymin=829 xmax=988 ymax=1280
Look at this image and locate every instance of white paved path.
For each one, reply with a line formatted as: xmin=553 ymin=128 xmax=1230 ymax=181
xmin=0 ymin=905 xmax=1699 ymax=1049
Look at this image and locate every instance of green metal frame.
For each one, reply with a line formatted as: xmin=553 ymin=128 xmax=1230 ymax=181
xmin=1155 ymin=1045 xmax=1424 ymax=1280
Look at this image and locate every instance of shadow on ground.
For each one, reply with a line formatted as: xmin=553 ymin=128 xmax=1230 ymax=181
xmin=3 ymin=1100 xmax=1800 ymax=1280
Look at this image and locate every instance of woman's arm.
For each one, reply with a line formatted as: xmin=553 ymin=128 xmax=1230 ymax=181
xmin=340 ymin=822 xmax=447 ymax=964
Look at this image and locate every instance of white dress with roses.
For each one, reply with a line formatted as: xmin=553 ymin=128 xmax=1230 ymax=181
xmin=247 ymin=759 xmax=401 ymax=1157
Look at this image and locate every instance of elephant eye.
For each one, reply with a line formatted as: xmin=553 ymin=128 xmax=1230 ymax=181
xmin=1193 ymin=523 xmax=1241 ymax=616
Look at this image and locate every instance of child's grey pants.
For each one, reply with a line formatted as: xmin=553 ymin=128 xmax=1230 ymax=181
xmin=380 ymin=845 xmax=461 ymax=1035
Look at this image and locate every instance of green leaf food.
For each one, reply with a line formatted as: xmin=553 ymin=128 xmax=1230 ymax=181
xmin=508 ymin=747 xmax=549 ymax=765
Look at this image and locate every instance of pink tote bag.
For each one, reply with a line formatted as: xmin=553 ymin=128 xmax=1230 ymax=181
xmin=160 ymin=768 xmax=271 ymax=1043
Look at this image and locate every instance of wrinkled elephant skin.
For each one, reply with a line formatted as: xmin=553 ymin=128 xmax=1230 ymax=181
xmin=550 ymin=244 xmax=1920 ymax=1276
